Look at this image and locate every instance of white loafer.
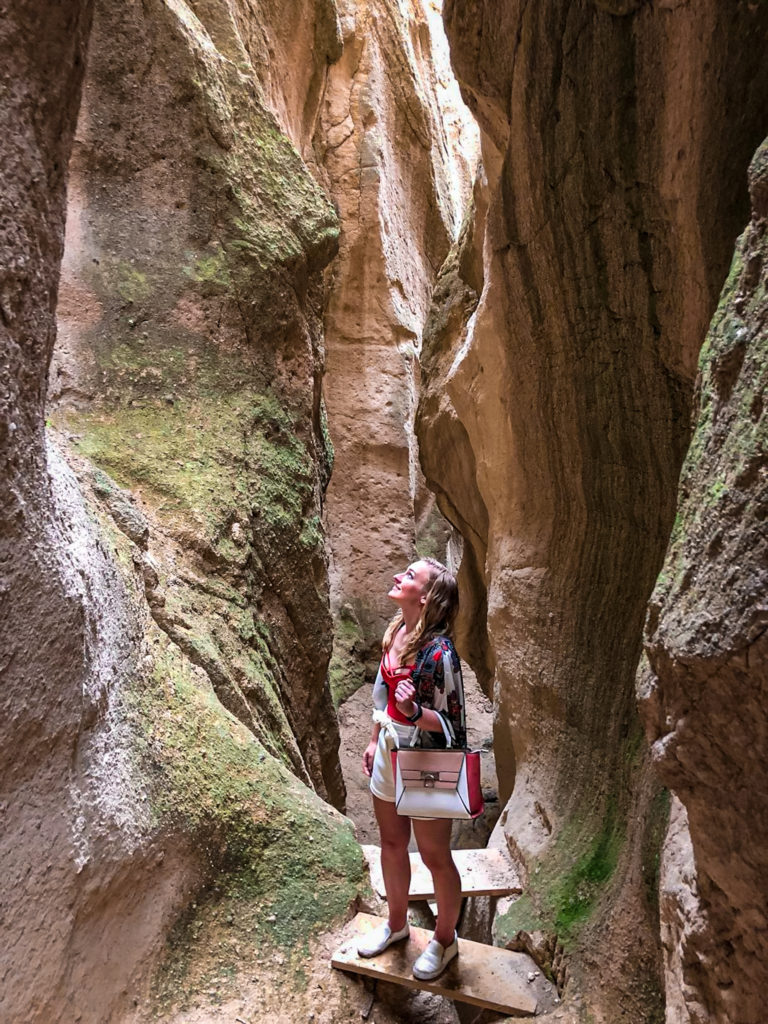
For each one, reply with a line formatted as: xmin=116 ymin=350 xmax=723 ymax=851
xmin=412 ymin=931 xmax=459 ymax=980
xmin=357 ymin=921 xmax=410 ymax=958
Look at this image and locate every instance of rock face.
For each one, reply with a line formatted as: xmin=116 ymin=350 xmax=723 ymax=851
xmin=5 ymin=2 xmax=768 ymax=1021
xmin=0 ymin=3 xmax=113 ymax=1018
xmin=418 ymin=176 xmax=492 ymax=683
xmin=2 ymin=2 xmax=366 ymax=1021
xmin=318 ymin=0 xmax=478 ymax=656
xmin=656 ymin=796 xmax=703 ymax=1024
xmin=417 ymin=1 xmax=768 ymax=1018
xmin=640 ymin=138 xmax=768 ymax=1024
xmin=51 ymin=0 xmax=343 ymax=805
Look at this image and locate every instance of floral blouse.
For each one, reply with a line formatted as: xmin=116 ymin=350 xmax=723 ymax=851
xmin=373 ymin=634 xmax=467 ymax=748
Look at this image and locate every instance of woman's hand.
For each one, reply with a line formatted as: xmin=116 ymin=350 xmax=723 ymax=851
xmin=362 ymin=739 xmax=378 ymax=778
xmin=394 ymin=680 xmax=417 ymax=717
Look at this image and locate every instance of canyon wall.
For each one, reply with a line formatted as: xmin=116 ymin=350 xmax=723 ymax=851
xmin=4 ymin=0 xmax=767 ymax=1020
xmin=2 ymin=1 xmax=481 ymax=1018
xmin=417 ymin=1 xmax=768 ymax=1019
xmin=2 ymin=1 xmax=367 ymax=1021
xmin=51 ymin=0 xmax=344 ymax=804
xmin=0 ymin=3 xmax=106 ymax=1018
xmin=640 ymin=138 xmax=768 ymax=1024
xmin=318 ymin=0 xmax=478 ymax=678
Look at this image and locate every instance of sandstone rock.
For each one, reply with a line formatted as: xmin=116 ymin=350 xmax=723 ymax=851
xmin=641 ymin=137 xmax=768 ymax=1024
xmin=657 ymin=796 xmax=702 ymax=1024
xmin=244 ymin=0 xmax=342 ymax=157
xmin=106 ymin=486 xmax=150 ymax=547
xmin=417 ymin=1 xmax=768 ymax=1018
xmin=50 ymin=0 xmax=344 ymax=806
xmin=327 ymin=602 xmax=367 ymax=707
xmin=0 ymin=5 xmax=107 ymax=1019
xmin=1 ymin=2 xmax=367 ymax=1021
xmin=318 ymin=0 xmax=478 ymax=653
xmin=417 ymin=175 xmax=491 ymax=687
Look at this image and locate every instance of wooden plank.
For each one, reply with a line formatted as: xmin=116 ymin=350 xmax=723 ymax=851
xmin=362 ymin=845 xmax=522 ymax=901
xmin=332 ymin=913 xmax=545 ymax=1016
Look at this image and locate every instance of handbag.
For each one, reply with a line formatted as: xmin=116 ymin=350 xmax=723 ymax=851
xmin=390 ymin=732 xmax=484 ymax=820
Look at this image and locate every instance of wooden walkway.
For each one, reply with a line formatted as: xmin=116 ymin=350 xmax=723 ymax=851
xmin=362 ymin=844 xmax=523 ymax=901
xmin=332 ymin=913 xmax=557 ymax=1016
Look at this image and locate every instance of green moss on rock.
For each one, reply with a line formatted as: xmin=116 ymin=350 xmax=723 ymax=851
xmin=328 ymin=608 xmax=366 ymax=708
xmin=496 ymin=803 xmax=625 ymax=951
xmin=185 ymin=48 xmax=339 ymax=290
xmin=183 ymin=244 xmax=232 ymax=294
xmin=55 ymin=386 xmax=316 ymax=548
xmin=116 ymin=262 xmax=154 ymax=304
xmin=649 ymin=200 xmax=768 ymax=635
xmin=122 ymin=630 xmax=364 ymax=1011
xmin=52 ymin=0 xmax=346 ymax=923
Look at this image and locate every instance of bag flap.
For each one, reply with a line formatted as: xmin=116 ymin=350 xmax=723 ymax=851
xmin=396 ymin=750 xmax=465 ymax=772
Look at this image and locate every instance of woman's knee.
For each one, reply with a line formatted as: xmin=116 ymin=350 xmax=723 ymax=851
xmin=380 ymin=829 xmax=410 ymax=855
xmin=418 ymin=844 xmax=454 ymax=874
xmin=375 ymin=801 xmax=410 ymax=851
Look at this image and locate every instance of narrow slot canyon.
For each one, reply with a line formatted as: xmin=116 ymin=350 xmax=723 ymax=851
xmin=1 ymin=2 xmax=767 ymax=1024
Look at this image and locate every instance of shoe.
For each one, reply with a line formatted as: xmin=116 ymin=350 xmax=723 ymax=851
xmin=412 ymin=931 xmax=459 ymax=980
xmin=357 ymin=921 xmax=410 ymax=958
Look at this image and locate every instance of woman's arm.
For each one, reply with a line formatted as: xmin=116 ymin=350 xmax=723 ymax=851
xmin=393 ymin=680 xmax=445 ymax=733
xmin=362 ymin=666 xmax=386 ymax=776
xmin=370 ymin=665 xmax=387 ymax=740
xmin=395 ymin=641 xmax=466 ymax=745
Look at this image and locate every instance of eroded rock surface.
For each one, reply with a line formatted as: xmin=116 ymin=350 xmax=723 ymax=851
xmin=51 ymin=0 xmax=343 ymax=805
xmin=318 ymin=0 xmax=478 ymax=656
xmin=2 ymin=2 xmax=366 ymax=1021
xmin=641 ymin=138 xmax=768 ymax=1024
xmin=417 ymin=1 xmax=768 ymax=1018
xmin=656 ymin=796 xmax=703 ymax=1024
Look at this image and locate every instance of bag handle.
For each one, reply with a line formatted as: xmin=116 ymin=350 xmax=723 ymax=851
xmin=409 ymin=712 xmax=454 ymax=749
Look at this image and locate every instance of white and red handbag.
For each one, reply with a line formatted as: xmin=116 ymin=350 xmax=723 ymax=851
xmin=390 ymin=736 xmax=484 ymax=820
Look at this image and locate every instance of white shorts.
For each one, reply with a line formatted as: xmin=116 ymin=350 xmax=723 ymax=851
xmin=369 ymin=722 xmax=416 ymax=803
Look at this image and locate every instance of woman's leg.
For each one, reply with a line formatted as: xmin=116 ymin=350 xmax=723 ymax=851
xmin=412 ymin=817 xmax=461 ymax=946
xmin=373 ymin=794 xmax=412 ymax=930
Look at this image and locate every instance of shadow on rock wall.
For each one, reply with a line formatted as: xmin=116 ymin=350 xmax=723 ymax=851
xmin=417 ymin=1 xmax=768 ymax=1020
xmin=1 ymin=1 xmax=366 ymax=1021
xmin=640 ymin=137 xmax=768 ymax=1024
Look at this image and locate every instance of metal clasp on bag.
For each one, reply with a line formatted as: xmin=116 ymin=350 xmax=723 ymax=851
xmin=420 ymin=771 xmax=438 ymax=788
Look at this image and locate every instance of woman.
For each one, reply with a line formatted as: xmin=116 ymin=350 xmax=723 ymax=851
xmin=359 ymin=557 xmax=466 ymax=981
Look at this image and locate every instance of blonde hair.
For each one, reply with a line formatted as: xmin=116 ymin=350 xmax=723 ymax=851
xmin=382 ymin=557 xmax=459 ymax=664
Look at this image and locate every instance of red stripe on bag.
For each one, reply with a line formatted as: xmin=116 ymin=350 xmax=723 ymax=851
xmin=465 ymin=750 xmax=484 ymax=818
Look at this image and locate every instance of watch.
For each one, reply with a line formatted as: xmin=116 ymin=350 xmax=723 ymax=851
xmin=405 ymin=702 xmax=423 ymax=723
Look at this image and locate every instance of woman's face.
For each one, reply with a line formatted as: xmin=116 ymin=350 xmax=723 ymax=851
xmin=388 ymin=560 xmax=431 ymax=609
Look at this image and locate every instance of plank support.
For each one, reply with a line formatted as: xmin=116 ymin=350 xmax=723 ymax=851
xmin=332 ymin=913 xmax=559 ymax=1016
xmin=362 ymin=844 xmax=523 ymax=901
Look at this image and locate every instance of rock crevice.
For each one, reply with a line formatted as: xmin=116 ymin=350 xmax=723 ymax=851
xmin=318 ymin=0 xmax=478 ymax=660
